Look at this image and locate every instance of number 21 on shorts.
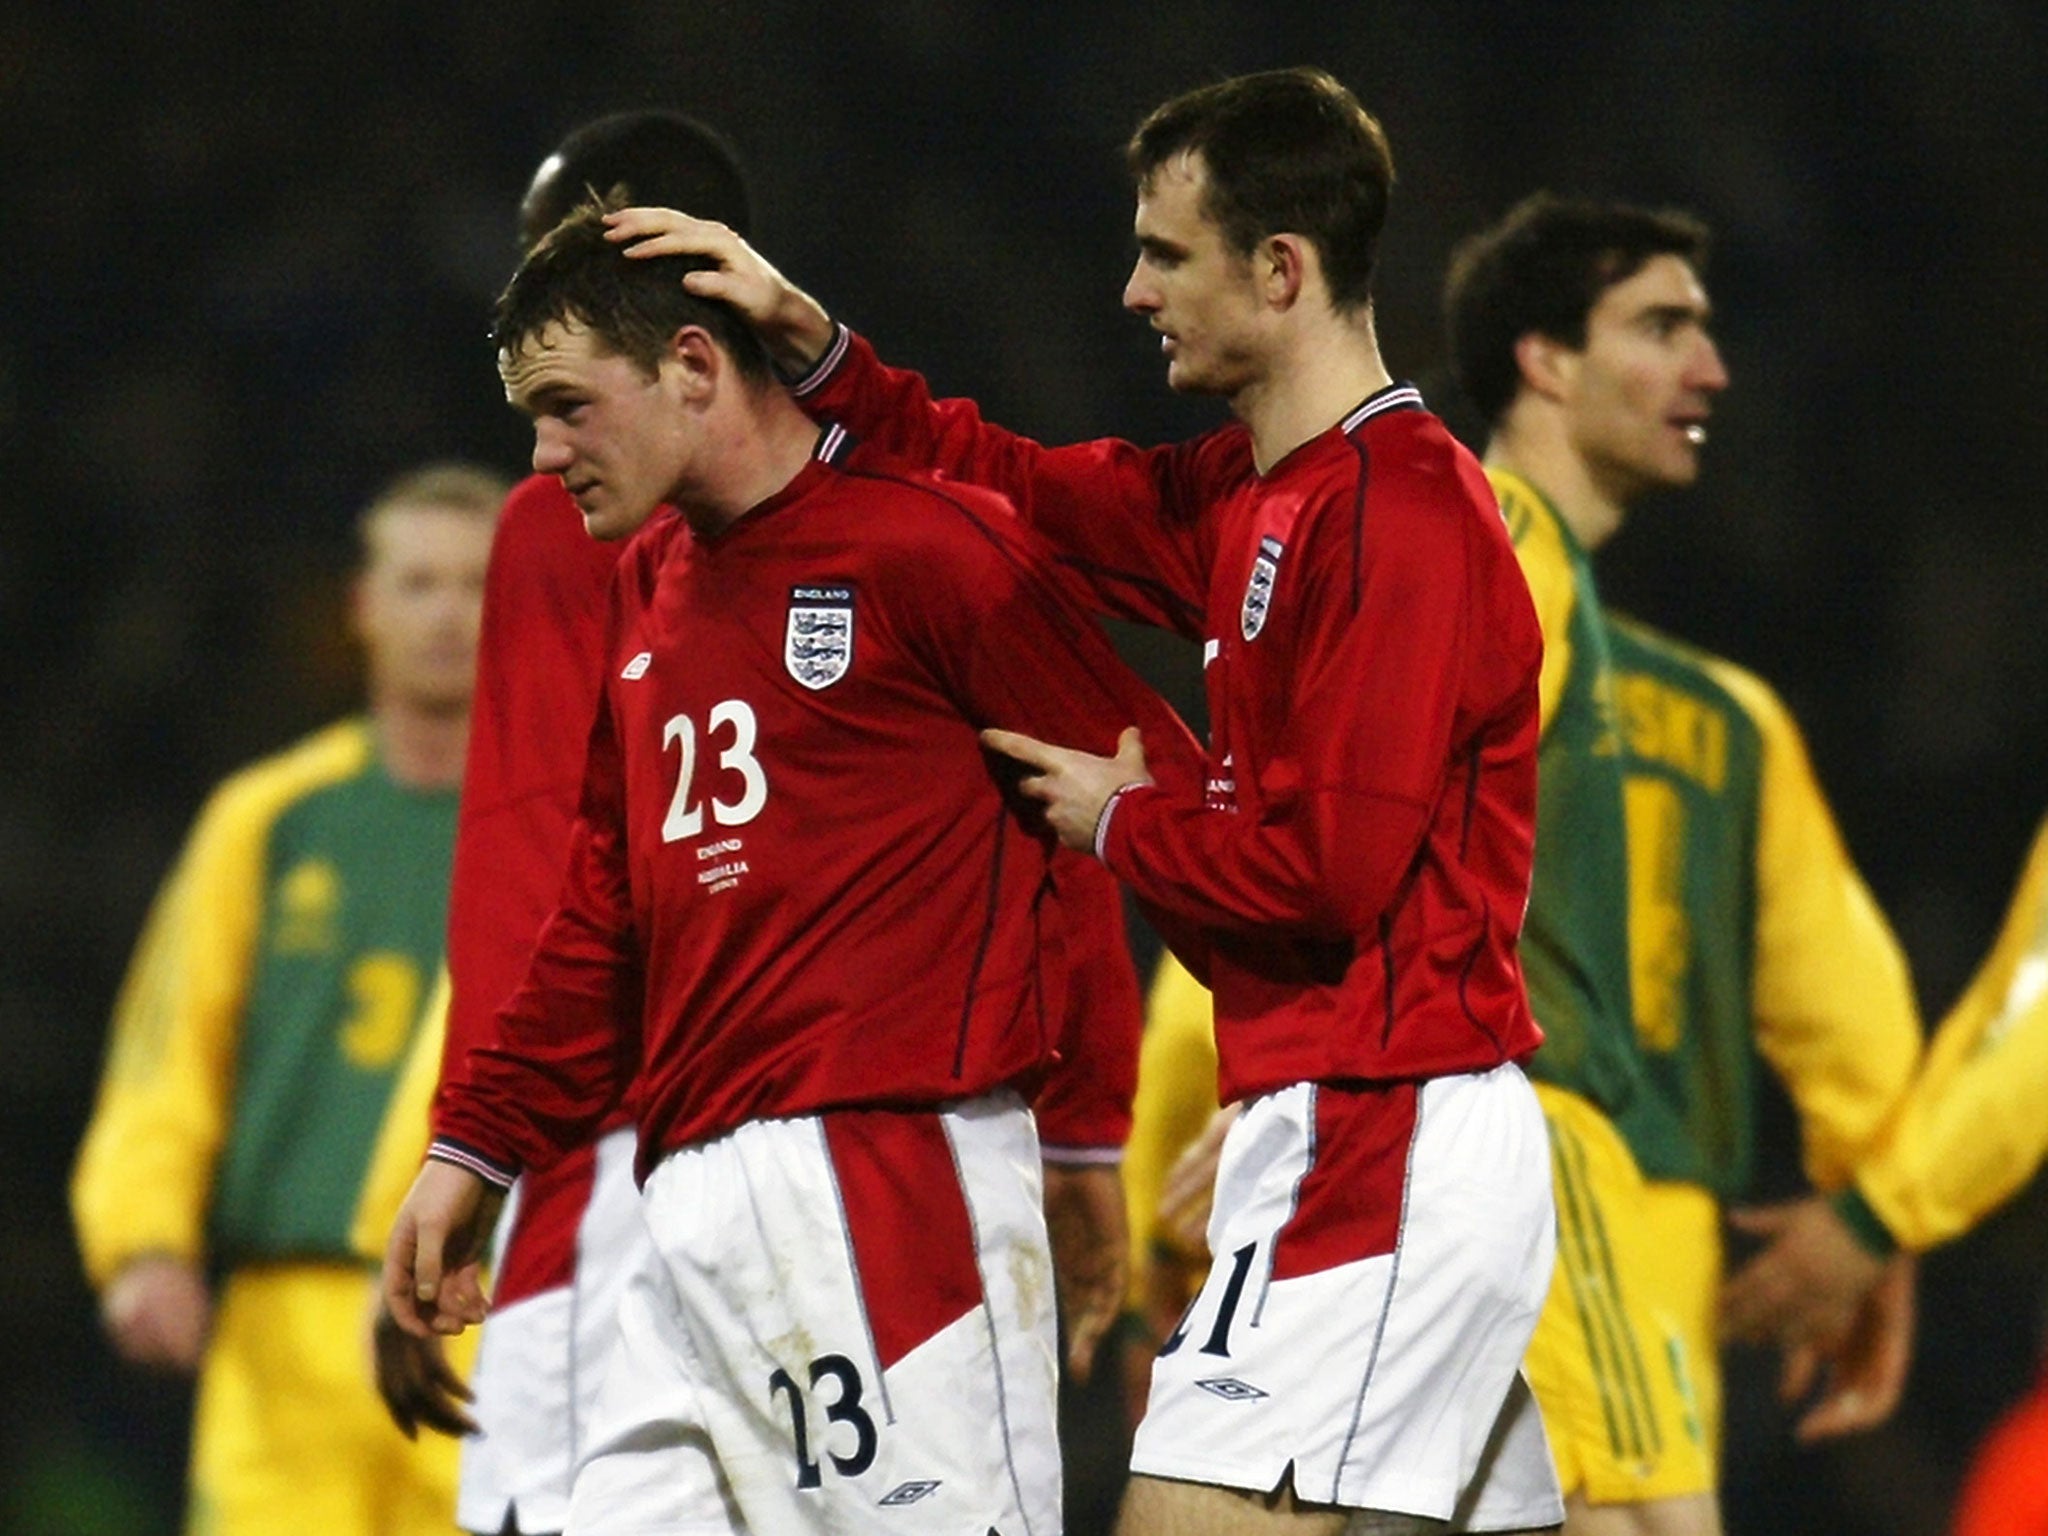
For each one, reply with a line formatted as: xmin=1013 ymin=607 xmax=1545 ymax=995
xmin=1159 ymin=1241 xmax=1258 ymax=1360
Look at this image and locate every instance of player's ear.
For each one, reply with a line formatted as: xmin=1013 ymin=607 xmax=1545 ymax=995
xmin=1260 ymin=234 xmax=1308 ymax=310
xmin=666 ymin=326 xmax=721 ymax=399
xmin=1513 ymin=330 xmax=1577 ymax=402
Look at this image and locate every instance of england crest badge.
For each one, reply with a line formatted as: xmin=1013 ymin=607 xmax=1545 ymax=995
xmin=786 ymin=585 xmax=854 ymax=689
xmin=1240 ymin=536 xmax=1284 ymax=641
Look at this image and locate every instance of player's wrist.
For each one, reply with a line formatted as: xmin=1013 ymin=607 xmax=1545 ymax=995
xmin=781 ymin=319 xmax=849 ymax=394
xmin=1041 ymin=1143 xmax=1124 ymax=1168
xmin=1092 ymin=782 xmax=1148 ymax=861
xmin=1829 ymin=1184 xmax=1900 ymax=1258
xmin=426 ymin=1135 xmax=518 ymax=1191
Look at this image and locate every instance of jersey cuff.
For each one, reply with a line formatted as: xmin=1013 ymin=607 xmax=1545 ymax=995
xmin=1040 ymin=1144 xmax=1124 ymax=1167
xmin=1830 ymin=1184 xmax=1901 ymax=1258
xmin=1093 ymin=782 xmax=1150 ymax=862
xmin=784 ymin=322 xmax=852 ymax=397
xmin=427 ymin=1136 xmax=519 ymax=1191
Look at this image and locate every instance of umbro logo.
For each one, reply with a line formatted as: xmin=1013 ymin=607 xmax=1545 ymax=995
xmin=1195 ymin=1377 xmax=1269 ymax=1402
xmin=878 ymin=1479 xmax=941 ymax=1506
xmin=621 ymin=651 xmax=652 ymax=680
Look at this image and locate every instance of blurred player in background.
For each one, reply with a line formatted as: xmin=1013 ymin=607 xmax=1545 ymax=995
xmin=70 ymin=461 xmax=503 ymax=1535
xmin=614 ymin=64 xmax=1567 ymax=1536
xmin=1444 ymin=191 xmax=1924 ymax=1531
xmin=359 ymin=106 xmax=1152 ymax=1536
xmin=1113 ymin=950 xmax=1217 ymax=1421
xmin=1722 ymin=808 xmax=2048 ymax=1370
xmin=383 ymin=200 xmax=1204 ymax=1534
xmin=1448 ymin=189 xmax=1725 ymax=1536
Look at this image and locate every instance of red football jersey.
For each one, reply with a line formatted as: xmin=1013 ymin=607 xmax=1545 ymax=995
xmin=790 ymin=331 xmax=1546 ymax=1103
xmin=432 ymin=437 xmax=1202 ymax=1181
xmin=439 ymin=476 xmax=623 ymax=1303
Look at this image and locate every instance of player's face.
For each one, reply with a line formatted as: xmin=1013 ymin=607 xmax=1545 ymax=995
xmin=354 ymin=503 xmax=493 ymax=715
xmin=1560 ymin=254 xmax=1730 ymax=502
xmin=501 ymin=320 xmax=691 ymax=541
xmin=1123 ymin=153 xmax=1267 ymax=397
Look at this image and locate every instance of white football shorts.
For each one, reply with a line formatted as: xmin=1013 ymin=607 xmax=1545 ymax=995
xmin=460 ymin=1124 xmax=645 ymax=1536
xmin=1130 ymin=1063 xmax=1563 ymax=1531
xmin=567 ymin=1093 xmax=1061 ymax=1536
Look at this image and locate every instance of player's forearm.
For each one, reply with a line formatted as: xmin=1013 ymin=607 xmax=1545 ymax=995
xmin=71 ymin=1103 xmax=219 ymax=1290
xmin=1848 ymin=1003 xmax=2048 ymax=1253
xmin=790 ymin=330 xmax=1205 ymax=632
xmin=789 ymin=325 xmax=985 ymax=466
xmin=432 ymin=900 xmax=639 ymax=1177
xmin=761 ymin=286 xmax=837 ymax=376
xmin=1101 ymin=784 xmax=1422 ymax=941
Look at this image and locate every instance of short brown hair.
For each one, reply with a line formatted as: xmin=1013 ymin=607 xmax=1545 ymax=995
xmin=1128 ymin=68 xmax=1394 ymax=313
xmin=355 ymin=461 xmax=507 ymax=558
xmin=1444 ymin=192 xmax=1712 ymax=427
xmin=493 ymin=195 xmax=775 ymax=384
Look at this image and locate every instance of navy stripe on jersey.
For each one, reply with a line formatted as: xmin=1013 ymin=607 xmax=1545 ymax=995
xmin=956 ymin=799 xmax=1010 ymax=1080
xmin=1457 ymin=910 xmax=1506 ymax=1055
xmin=1346 ymin=440 xmax=1371 ymax=618
xmin=1336 ymin=383 xmax=1424 ymax=616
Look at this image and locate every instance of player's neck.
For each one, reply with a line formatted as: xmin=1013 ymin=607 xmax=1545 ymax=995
xmin=1233 ymin=306 xmax=1392 ymax=475
xmin=371 ymin=701 xmax=470 ymax=790
xmin=1485 ymin=420 xmax=1628 ymax=553
xmin=674 ymin=387 xmax=823 ymax=539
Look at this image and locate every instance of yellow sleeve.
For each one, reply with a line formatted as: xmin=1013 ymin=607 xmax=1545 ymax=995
xmin=1492 ymin=470 xmax=1577 ymax=735
xmin=71 ymin=784 xmax=266 ymax=1289
xmin=347 ymin=965 xmax=448 ymax=1261
xmin=1853 ymin=815 xmax=2048 ymax=1250
xmin=70 ymin=721 xmax=369 ymax=1292
xmin=1710 ymin=661 xmax=1922 ymax=1189
xmin=1122 ymin=953 xmax=1219 ymax=1309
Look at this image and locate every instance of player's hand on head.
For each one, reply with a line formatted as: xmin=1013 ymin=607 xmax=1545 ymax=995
xmin=370 ymin=1298 xmax=477 ymax=1440
xmin=100 ymin=1254 xmax=211 ymax=1373
xmin=603 ymin=206 xmax=835 ymax=373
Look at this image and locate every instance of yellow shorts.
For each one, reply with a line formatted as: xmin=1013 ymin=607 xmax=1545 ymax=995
xmin=187 ymin=1264 xmax=468 ymax=1536
xmin=1639 ymin=1178 xmax=1724 ymax=1465
xmin=1522 ymin=1085 xmax=1718 ymax=1505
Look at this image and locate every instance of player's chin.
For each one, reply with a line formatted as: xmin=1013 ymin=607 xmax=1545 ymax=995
xmin=582 ymin=498 xmax=643 ymax=542
xmin=1165 ymin=356 xmax=1227 ymax=398
xmin=1663 ymin=450 xmax=1705 ymax=486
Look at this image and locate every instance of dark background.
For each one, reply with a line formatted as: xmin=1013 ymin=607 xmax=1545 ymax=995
xmin=6 ymin=3 xmax=2046 ymax=1530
